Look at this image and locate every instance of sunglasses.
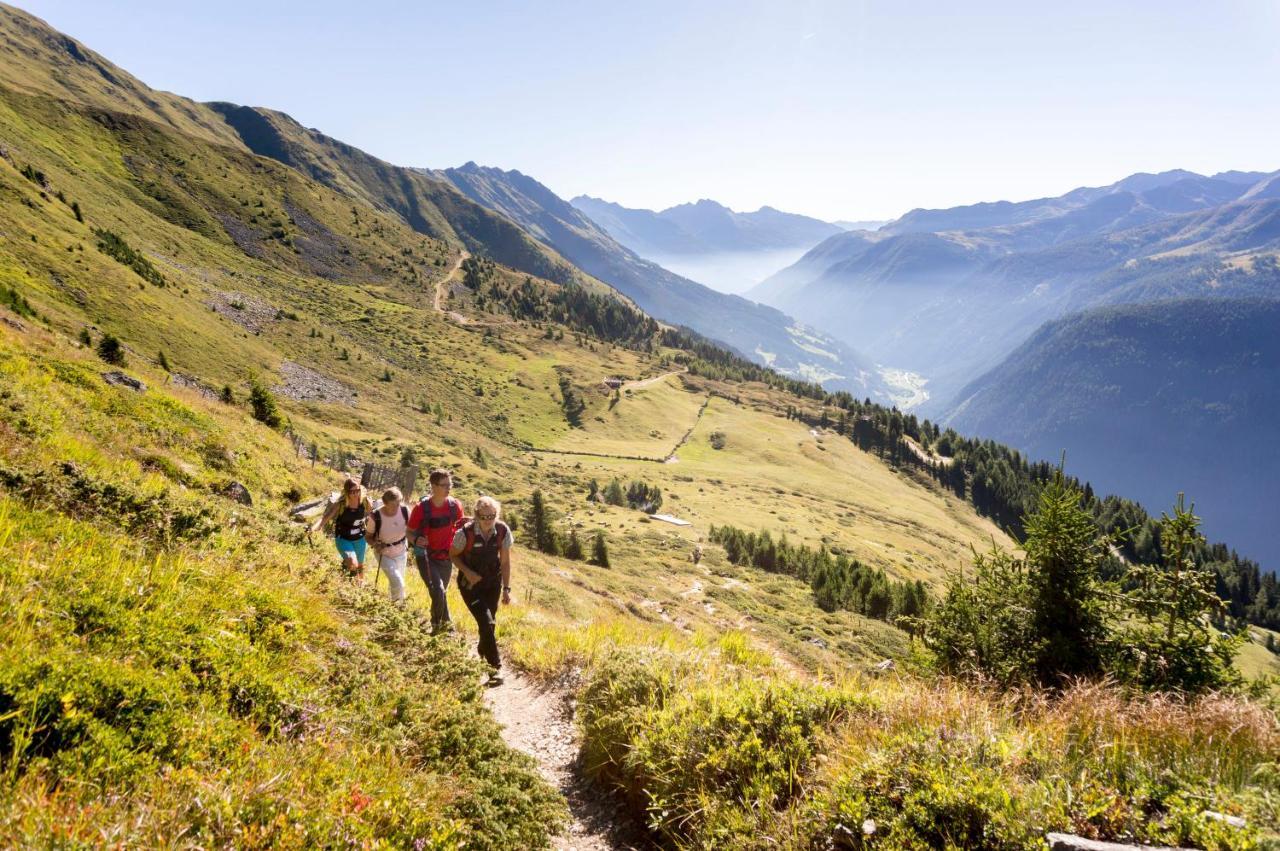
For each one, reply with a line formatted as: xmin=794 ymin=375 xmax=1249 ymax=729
xmin=476 ymin=512 xmax=496 ymax=520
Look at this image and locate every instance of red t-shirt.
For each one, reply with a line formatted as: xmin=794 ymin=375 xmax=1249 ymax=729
xmin=408 ymin=496 xmax=466 ymax=558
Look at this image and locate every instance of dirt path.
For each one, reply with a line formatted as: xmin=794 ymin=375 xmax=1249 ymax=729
xmin=434 ymin=250 xmax=470 ymax=322
xmin=484 ymin=672 xmax=648 ymax=850
xmin=621 ymin=367 xmax=686 ymax=392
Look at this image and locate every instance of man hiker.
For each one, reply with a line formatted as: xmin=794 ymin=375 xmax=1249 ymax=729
xmin=367 ymin=487 xmax=410 ymax=602
xmin=450 ymin=495 xmax=513 ymax=685
xmin=409 ymin=468 xmax=466 ymax=633
xmin=314 ymin=477 xmax=371 ymax=581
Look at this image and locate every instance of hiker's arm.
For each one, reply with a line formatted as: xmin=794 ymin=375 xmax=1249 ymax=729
xmin=312 ymin=500 xmax=337 ymax=533
xmin=407 ymin=503 xmax=426 ymax=548
xmin=450 ymin=542 xmax=482 ymax=587
xmin=500 ymin=547 xmax=512 ymax=604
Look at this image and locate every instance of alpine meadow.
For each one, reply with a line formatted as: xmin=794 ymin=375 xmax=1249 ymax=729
xmin=0 ymin=3 xmax=1278 ymax=850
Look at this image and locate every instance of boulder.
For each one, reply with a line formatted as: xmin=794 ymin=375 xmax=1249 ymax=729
xmin=221 ymin=480 xmax=252 ymax=506
xmin=1047 ymin=833 xmax=1192 ymax=851
xmin=101 ymin=371 xmax=146 ymax=392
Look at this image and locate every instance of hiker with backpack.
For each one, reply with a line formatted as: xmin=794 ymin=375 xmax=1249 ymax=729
xmin=409 ymin=468 xmax=467 ymax=633
xmin=367 ymin=486 xmax=410 ymax=602
xmin=313 ymin=477 xmax=371 ymax=580
xmin=450 ymin=495 xmax=513 ymax=684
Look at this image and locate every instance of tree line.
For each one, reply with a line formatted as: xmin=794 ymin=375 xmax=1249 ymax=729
xmin=708 ymin=524 xmax=928 ymax=628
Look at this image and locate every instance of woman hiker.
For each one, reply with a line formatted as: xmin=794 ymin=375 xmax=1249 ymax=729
xmin=450 ymin=495 xmax=513 ymax=685
xmin=367 ymin=486 xmax=410 ymax=602
xmin=313 ymin=477 xmax=371 ymax=580
xmin=409 ymin=468 xmax=467 ymax=633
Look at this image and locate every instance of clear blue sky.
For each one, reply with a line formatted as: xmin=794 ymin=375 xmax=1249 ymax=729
xmin=20 ymin=1 xmax=1280 ymax=220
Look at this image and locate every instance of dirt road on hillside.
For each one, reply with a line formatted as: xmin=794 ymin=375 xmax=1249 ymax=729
xmin=434 ymin=250 xmax=470 ymax=322
xmin=484 ymin=672 xmax=648 ymax=850
xmin=621 ymin=368 xmax=686 ymax=391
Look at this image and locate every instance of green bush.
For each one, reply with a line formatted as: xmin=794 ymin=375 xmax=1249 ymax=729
xmin=95 ymin=333 xmax=126 ymax=366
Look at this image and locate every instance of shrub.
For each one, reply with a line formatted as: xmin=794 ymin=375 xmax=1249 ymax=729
xmin=709 ymin=430 xmax=727 ymax=450
xmin=591 ymin=531 xmax=610 ymax=567
xmin=93 ymin=228 xmax=166 ymax=287
xmin=248 ymin=379 xmax=285 ymax=429
xmin=1 ymin=284 xmax=36 ymax=319
xmin=95 ymin=333 xmax=126 ymax=366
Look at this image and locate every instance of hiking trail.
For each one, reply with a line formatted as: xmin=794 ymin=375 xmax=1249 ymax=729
xmin=484 ymin=671 xmax=647 ymax=851
xmin=434 ymin=250 xmax=471 ymax=323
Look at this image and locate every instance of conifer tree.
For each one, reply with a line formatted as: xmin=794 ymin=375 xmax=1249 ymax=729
xmin=564 ymin=529 xmax=584 ymax=561
xmin=591 ymin=531 xmax=610 ymax=568
xmin=96 ymin=333 xmax=126 ymax=366
xmin=526 ymin=490 xmax=558 ymax=555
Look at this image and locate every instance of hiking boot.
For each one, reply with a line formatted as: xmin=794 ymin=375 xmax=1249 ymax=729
xmin=486 ymin=670 xmax=504 ymax=686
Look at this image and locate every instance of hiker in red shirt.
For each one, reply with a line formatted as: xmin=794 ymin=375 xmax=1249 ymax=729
xmin=409 ymin=468 xmax=467 ymax=633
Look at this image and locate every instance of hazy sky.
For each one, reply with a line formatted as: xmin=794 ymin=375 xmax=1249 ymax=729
xmin=20 ymin=1 xmax=1280 ymax=220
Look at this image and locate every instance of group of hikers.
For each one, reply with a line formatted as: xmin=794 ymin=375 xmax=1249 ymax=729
xmin=313 ymin=469 xmax=514 ymax=683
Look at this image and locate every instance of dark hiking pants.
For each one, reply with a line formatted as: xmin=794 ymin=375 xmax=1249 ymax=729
xmin=414 ymin=550 xmax=453 ymax=628
xmin=459 ymin=581 xmax=502 ymax=669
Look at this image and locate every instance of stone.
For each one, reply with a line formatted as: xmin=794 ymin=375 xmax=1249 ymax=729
xmin=221 ymin=480 xmax=252 ymax=506
xmin=101 ymin=371 xmax=146 ymax=392
xmin=1201 ymin=811 xmax=1246 ymax=829
xmin=1046 ymin=832 xmax=1192 ymax=851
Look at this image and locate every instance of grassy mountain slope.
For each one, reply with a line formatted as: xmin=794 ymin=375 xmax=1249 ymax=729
xmin=0 ymin=2 xmax=244 ymax=149
xmin=0 ymin=325 xmax=565 ymax=848
xmin=944 ymin=298 xmax=1280 ymax=568
xmin=205 ymin=103 xmax=592 ymax=288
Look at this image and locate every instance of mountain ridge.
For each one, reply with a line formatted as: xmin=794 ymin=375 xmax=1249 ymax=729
xmin=942 ymin=297 xmax=1280 ymax=567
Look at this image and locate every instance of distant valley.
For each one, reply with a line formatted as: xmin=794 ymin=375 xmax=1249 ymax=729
xmin=571 ymin=195 xmax=849 ymax=295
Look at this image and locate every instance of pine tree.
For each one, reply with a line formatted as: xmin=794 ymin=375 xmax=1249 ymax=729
xmin=96 ymin=333 xmax=126 ymax=366
xmin=564 ymin=529 xmax=584 ymax=561
xmin=248 ymin=379 xmax=285 ymax=429
xmin=526 ymin=490 xmax=558 ymax=555
xmin=220 ymin=385 xmax=235 ymax=404
xmin=1024 ymin=473 xmax=1107 ymax=684
xmin=77 ymin=327 xmax=91 ymax=347
xmin=591 ymin=531 xmax=610 ymax=568
xmin=71 ymin=200 xmax=83 ymax=222
xmin=157 ymin=350 xmax=170 ymax=372
xmin=603 ymin=478 xmax=625 ymax=506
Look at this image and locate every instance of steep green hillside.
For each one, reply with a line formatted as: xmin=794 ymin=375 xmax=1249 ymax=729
xmin=0 ymin=2 xmax=243 ymax=147
xmin=205 ymin=103 xmax=588 ymax=288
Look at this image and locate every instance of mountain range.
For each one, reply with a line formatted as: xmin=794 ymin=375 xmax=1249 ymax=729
xmin=570 ymin=195 xmax=845 ymax=295
xmin=751 ymin=168 xmax=1280 ymax=410
xmin=944 ymin=298 xmax=1280 ymax=566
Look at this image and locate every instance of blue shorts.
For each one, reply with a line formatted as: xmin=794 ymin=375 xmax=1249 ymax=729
xmin=335 ymin=536 xmax=367 ymax=563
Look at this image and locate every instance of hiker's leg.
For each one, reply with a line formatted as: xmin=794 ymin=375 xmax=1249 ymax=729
xmin=463 ymin=584 xmax=501 ymax=669
xmin=336 ymin=538 xmax=364 ymax=581
xmin=381 ymin=552 xmax=407 ymax=602
xmin=476 ymin=585 xmax=502 ymax=669
xmin=428 ymin=558 xmax=453 ymax=627
xmin=351 ymin=539 xmax=367 ymax=583
xmin=413 ymin=548 xmax=433 ymax=615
